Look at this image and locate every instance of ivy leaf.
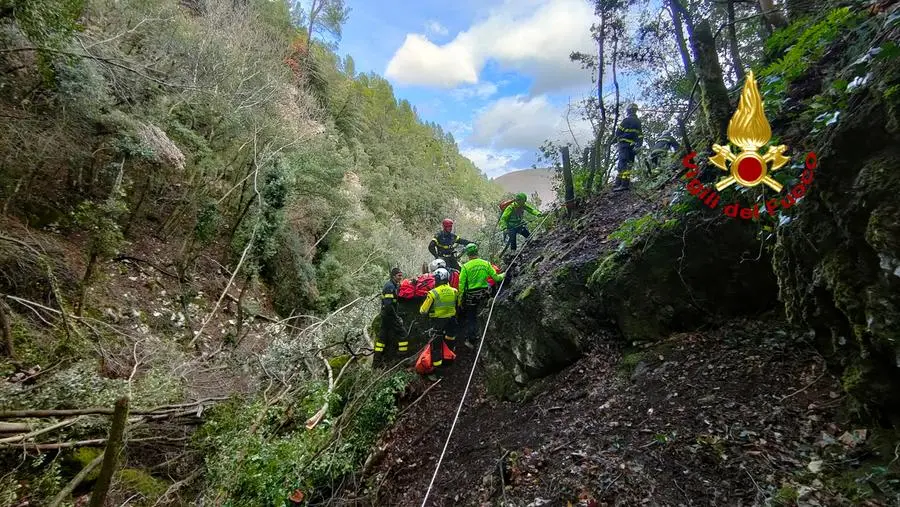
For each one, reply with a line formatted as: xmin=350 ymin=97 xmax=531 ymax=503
xmin=875 ymin=41 xmax=900 ymax=61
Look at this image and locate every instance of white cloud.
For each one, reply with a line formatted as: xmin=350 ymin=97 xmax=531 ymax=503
xmin=468 ymin=94 xmax=593 ymax=150
xmin=385 ymin=34 xmax=478 ymax=88
xmin=450 ymin=82 xmax=499 ymax=101
xmin=424 ymin=20 xmax=448 ymax=36
xmin=461 ymin=148 xmax=524 ymax=178
xmin=385 ymin=0 xmax=594 ymax=93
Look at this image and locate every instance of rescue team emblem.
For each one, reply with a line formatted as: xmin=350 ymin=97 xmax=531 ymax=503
xmin=680 ymin=70 xmax=817 ymax=220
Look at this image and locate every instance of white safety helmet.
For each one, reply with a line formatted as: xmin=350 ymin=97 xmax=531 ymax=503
xmin=433 ymin=268 xmax=450 ymax=283
xmin=429 ymin=258 xmax=447 ymax=272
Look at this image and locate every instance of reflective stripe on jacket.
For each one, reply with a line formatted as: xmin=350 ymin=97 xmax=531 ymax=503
xmin=428 ymin=231 xmax=471 ymax=257
xmin=420 ymin=284 xmax=458 ymax=318
xmin=615 ymin=115 xmax=643 ymax=146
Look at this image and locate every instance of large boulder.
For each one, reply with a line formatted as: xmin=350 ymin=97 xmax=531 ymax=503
xmin=772 ymin=49 xmax=900 ymax=419
xmin=486 ymin=192 xmax=779 ymax=387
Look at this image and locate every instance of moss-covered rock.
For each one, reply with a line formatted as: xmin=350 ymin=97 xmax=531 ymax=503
xmin=593 ymin=217 xmax=778 ymax=343
xmin=771 ymin=14 xmax=900 ymax=421
xmin=485 ymin=207 xmax=777 ymax=390
xmin=116 ymin=468 xmax=169 ymax=502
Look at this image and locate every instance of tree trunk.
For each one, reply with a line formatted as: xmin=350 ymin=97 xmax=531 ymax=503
xmin=759 ymin=13 xmax=774 ymax=41
xmin=561 ymin=147 xmax=575 ymax=214
xmin=235 ymin=274 xmax=251 ymax=338
xmin=727 ymin=0 xmax=746 ymax=83
xmin=89 ymin=397 xmax=129 ymax=507
xmin=689 ymin=20 xmax=732 ymax=143
xmin=228 ymin=193 xmax=257 ymax=246
xmin=668 ymin=0 xmax=695 ymax=81
xmin=0 ymin=298 xmax=14 ymax=359
xmin=585 ymin=147 xmax=598 ymax=194
xmin=123 ymin=173 xmax=150 ymax=238
xmin=600 ymin=23 xmax=622 ymax=189
xmin=77 ymin=251 xmax=98 ymax=317
xmin=758 ymin=0 xmax=788 ymax=29
xmin=597 ymin=13 xmax=607 ymax=134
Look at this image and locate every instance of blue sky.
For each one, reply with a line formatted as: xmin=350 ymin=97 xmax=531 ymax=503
xmin=336 ymin=0 xmax=619 ymax=178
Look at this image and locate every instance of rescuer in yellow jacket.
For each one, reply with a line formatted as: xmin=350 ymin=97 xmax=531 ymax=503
xmin=419 ymin=268 xmax=458 ymax=378
xmin=457 ymin=243 xmax=504 ymax=348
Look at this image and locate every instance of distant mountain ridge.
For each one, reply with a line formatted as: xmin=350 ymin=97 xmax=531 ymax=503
xmin=492 ymin=168 xmax=557 ymax=211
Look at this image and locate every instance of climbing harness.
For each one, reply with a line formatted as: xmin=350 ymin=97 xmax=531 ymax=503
xmin=420 ymin=205 xmax=558 ymax=507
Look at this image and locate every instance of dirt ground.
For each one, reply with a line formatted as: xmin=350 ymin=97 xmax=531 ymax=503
xmin=338 ymin=316 xmax=891 ymax=507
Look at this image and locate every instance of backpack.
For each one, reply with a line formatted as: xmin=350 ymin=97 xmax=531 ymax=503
xmin=415 ymin=339 xmax=457 ymax=375
xmin=442 ymin=341 xmax=457 ymax=363
xmin=398 ymin=279 xmax=416 ymax=299
xmin=487 ymin=263 xmax=501 ymax=287
xmin=413 ymin=273 xmax=435 ymax=297
xmin=498 ymin=198 xmax=515 ymax=221
xmin=449 ymin=269 xmax=460 ymax=289
xmin=415 ymin=343 xmax=434 ymax=375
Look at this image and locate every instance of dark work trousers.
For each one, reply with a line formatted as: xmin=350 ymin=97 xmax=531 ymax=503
xmin=459 ymin=288 xmax=490 ymax=343
xmin=375 ymin=316 xmax=405 ymax=367
xmin=506 ymin=224 xmax=531 ymax=252
xmin=429 ymin=317 xmax=457 ymax=371
xmin=615 ymin=143 xmax=636 ymax=187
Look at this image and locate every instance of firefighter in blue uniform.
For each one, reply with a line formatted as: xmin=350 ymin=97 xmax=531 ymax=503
xmin=375 ymin=267 xmax=407 ymax=365
xmin=428 ymin=218 xmax=472 ymax=270
xmin=612 ymin=103 xmax=644 ymax=192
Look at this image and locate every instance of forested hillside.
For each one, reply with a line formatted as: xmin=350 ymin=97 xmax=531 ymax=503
xmin=0 ymin=0 xmax=501 ymax=504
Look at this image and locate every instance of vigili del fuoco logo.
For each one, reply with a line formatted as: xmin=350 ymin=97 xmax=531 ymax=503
xmin=680 ymin=70 xmax=818 ymax=220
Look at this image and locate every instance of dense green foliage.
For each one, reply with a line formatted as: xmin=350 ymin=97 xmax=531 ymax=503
xmin=0 ymin=0 xmax=500 ymax=318
xmin=0 ymin=0 xmax=499 ymax=504
xmin=197 ymin=370 xmax=412 ymax=505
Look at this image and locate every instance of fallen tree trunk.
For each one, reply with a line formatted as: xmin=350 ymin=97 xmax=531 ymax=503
xmin=49 ymin=453 xmax=104 ymax=507
xmin=0 ymin=422 xmax=31 ymax=433
xmin=0 ymin=396 xmax=227 ymax=419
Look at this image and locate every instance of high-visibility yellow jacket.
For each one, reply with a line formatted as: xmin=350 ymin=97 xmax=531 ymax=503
xmin=457 ymin=258 xmax=504 ymax=305
xmin=420 ymin=283 xmax=458 ymax=318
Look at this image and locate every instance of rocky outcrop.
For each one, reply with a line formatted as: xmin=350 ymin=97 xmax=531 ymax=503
xmin=486 ymin=191 xmax=778 ymax=386
xmin=771 ymin=20 xmax=900 ymax=419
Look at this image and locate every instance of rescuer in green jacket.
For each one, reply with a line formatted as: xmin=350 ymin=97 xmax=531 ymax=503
xmin=419 ymin=267 xmax=457 ymax=379
xmin=498 ymin=193 xmax=541 ymax=255
xmin=457 ymin=243 xmax=504 ymax=348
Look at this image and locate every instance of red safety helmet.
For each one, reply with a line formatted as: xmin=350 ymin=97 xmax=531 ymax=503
xmin=441 ymin=218 xmax=453 ymax=231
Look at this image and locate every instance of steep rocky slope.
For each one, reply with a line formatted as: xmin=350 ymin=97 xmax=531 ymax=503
xmin=769 ymin=12 xmax=900 ymax=421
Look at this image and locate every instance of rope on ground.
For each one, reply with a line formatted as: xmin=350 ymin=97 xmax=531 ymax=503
xmin=420 ymin=206 xmax=558 ymax=507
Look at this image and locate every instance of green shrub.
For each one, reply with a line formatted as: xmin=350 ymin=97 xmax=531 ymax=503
xmin=197 ymin=370 xmax=413 ymax=505
xmin=116 ymin=468 xmax=169 ymax=501
xmin=608 ymin=214 xmax=678 ymax=248
xmin=760 ymin=7 xmax=866 ymax=101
